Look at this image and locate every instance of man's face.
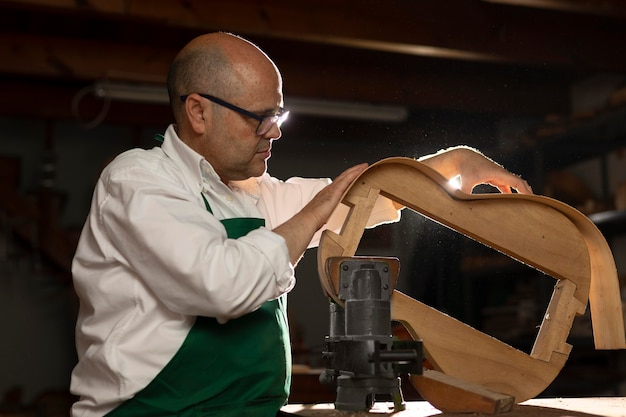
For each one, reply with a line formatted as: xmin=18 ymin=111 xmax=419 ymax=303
xmin=197 ymin=87 xmax=285 ymax=184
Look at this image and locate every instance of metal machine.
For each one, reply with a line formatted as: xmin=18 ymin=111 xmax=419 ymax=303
xmin=319 ymin=257 xmax=422 ymax=412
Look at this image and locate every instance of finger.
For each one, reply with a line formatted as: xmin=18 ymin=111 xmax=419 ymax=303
xmin=338 ymin=163 xmax=368 ymax=179
xmin=516 ymin=180 xmax=533 ymax=195
xmin=493 ymin=179 xmax=533 ymax=194
xmin=312 ymin=164 xmax=369 ymax=208
xmin=483 ymin=168 xmax=533 ymax=194
xmin=494 ymin=185 xmax=513 ymax=194
xmin=332 ymin=163 xmax=368 ymax=187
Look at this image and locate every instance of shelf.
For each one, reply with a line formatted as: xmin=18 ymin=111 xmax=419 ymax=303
xmin=500 ymin=104 xmax=626 ymax=175
xmin=530 ymin=105 xmax=626 ymax=169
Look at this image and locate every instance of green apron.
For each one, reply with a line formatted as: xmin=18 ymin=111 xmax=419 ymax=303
xmin=106 ymin=195 xmax=291 ymax=417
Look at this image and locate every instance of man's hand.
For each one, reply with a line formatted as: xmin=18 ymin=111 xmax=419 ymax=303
xmin=272 ymin=163 xmax=368 ymax=265
xmin=300 ymin=163 xmax=369 ymax=230
xmin=419 ymin=146 xmax=533 ymax=195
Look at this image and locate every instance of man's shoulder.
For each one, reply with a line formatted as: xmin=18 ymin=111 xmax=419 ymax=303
xmin=102 ymin=146 xmax=175 ymax=178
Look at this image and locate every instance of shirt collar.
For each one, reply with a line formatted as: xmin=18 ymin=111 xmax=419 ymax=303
xmin=160 ymin=124 xmax=205 ymax=194
xmin=231 ymin=177 xmax=261 ymax=201
xmin=160 ymin=124 xmax=262 ymax=200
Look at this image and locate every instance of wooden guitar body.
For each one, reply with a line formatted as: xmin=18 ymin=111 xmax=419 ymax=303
xmin=317 ymin=157 xmax=625 ymax=409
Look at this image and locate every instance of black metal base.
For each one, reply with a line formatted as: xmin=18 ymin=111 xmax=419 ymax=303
xmin=335 ymin=375 xmax=405 ymax=412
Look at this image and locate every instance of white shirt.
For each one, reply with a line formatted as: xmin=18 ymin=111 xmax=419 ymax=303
xmin=69 ymin=125 xmax=400 ymax=417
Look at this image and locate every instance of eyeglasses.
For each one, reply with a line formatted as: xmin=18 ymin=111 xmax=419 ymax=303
xmin=180 ymin=93 xmax=289 ymax=136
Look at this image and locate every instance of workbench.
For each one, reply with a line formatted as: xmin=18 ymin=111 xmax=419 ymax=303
xmin=281 ymin=397 xmax=626 ymax=416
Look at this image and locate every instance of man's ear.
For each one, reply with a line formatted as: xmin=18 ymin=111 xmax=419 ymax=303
xmin=184 ymin=94 xmax=209 ymax=134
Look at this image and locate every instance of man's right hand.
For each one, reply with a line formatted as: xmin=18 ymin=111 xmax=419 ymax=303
xmin=272 ymin=163 xmax=368 ymax=265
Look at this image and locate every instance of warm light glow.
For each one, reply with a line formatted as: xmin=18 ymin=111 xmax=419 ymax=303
xmin=448 ymin=175 xmax=462 ymax=190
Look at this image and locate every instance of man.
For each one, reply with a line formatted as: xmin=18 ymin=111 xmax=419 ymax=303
xmin=70 ymin=32 xmax=532 ymax=417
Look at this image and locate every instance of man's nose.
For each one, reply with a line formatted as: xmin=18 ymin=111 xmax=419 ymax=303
xmin=266 ymin=123 xmax=282 ymax=140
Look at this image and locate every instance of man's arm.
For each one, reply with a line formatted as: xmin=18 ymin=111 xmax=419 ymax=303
xmin=272 ymin=163 xmax=368 ymax=265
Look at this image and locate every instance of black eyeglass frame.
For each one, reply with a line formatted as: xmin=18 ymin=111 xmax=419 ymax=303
xmin=180 ymin=93 xmax=289 ymax=135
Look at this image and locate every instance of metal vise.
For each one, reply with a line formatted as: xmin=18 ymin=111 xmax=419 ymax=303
xmin=320 ymin=257 xmax=422 ymax=412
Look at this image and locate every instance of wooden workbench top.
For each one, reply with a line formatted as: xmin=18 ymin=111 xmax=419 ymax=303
xmin=281 ymin=397 xmax=626 ymax=417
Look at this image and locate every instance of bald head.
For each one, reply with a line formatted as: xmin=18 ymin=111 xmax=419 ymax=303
xmin=166 ymin=32 xmax=282 ymax=124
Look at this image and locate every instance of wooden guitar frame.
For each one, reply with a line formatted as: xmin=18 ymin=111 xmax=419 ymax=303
xmin=318 ymin=157 xmax=625 ymax=411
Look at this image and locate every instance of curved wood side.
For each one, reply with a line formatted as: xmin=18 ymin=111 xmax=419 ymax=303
xmin=391 ymin=290 xmax=567 ymax=403
xmin=554 ymin=207 xmax=625 ymax=349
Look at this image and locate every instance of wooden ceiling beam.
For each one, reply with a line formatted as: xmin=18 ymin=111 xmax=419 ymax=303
xmin=0 ymin=32 xmax=572 ymax=115
xmin=0 ymin=33 xmax=173 ymax=82
xmin=3 ymin=0 xmax=626 ymax=71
